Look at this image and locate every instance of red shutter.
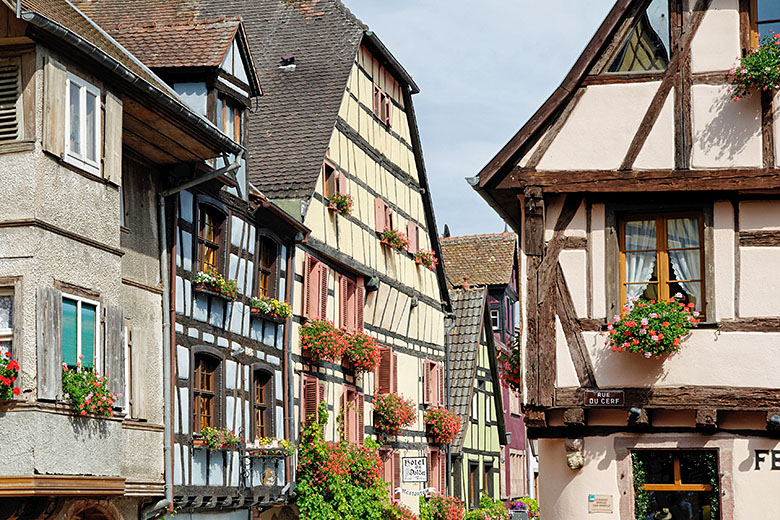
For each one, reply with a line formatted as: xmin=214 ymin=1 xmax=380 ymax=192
xmin=439 ymin=451 xmax=446 ymax=493
xmin=303 ymin=255 xmax=312 ymax=317
xmin=339 ymin=275 xmax=349 ymax=329
xmin=318 ymin=263 xmax=328 ymax=321
xmin=357 ymin=391 xmax=364 ymax=445
xmin=356 ymin=282 xmax=365 ymax=330
xmin=423 ymin=361 xmax=431 ymax=404
xmin=374 ymin=197 xmax=385 ymax=232
xmin=302 ymin=377 xmax=317 ymax=427
xmin=437 ymin=363 xmax=444 ymax=407
xmin=427 ymin=448 xmax=433 ymax=489
xmin=338 ymin=170 xmax=348 ymax=195
xmin=373 ymin=84 xmax=379 ymax=116
xmin=377 ymin=347 xmax=392 ymax=394
xmin=384 ymin=96 xmax=391 ymax=126
xmin=392 ymin=451 xmax=401 ymax=502
xmin=406 ymin=222 xmax=418 ymax=253
xmin=391 ymin=353 xmax=398 ymax=393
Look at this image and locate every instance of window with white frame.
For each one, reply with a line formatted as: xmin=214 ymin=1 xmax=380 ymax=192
xmin=61 ymin=294 xmax=99 ymax=369
xmin=65 ymin=73 xmax=101 ymax=174
xmin=490 ymin=309 xmax=500 ymax=331
xmin=0 ymin=289 xmax=12 ymax=356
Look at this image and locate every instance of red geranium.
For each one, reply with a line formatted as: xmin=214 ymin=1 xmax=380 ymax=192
xmin=343 ymin=331 xmax=381 ymax=373
xmin=374 ymin=392 xmax=416 ymax=435
xmin=0 ymin=353 xmax=20 ymax=400
xmin=300 ymin=319 xmax=347 ymax=363
xmin=424 ymin=407 xmax=461 ymax=444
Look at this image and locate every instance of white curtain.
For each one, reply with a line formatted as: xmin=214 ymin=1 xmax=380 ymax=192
xmin=625 ymin=220 xmax=657 ymax=300
xmin=667 ymin=218 xmax=701 ymax=307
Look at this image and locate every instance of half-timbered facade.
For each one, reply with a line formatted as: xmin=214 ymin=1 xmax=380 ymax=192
xmin=476 ymin=1 xmax=780 ymax=518
xmin=0 ymin=1 xmax=243 ymax=519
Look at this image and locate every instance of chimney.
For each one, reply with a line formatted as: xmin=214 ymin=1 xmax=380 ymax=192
xmin=463 ymin=275 xmax=470 ymax=290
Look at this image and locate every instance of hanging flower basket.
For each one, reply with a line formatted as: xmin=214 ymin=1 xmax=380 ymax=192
xmin=249 ymin=296 xmax=291 ymax=323
xmin=605 ymin=295 xmax=700 ymax=359
xmin=247 ymin=437 xmax=296 ymax=457
xmin=342 ymin=331 xmax=380 ymax=373
xmin=61 ymin=362 xmax=117 ymax=417
xmin=193 ymin=269 xmax=238 ymax=301
xmin=414 ymin=250 xmax=438 ymax=271
xmin=379 ymin=228 xmax=410 ymax=252
xmin=327 ymin=193 xmax=354 ymax=217
xmin=299 ymin=319 xmax=347 ymax=363
xmin=373 ymin=392 xmax=416 ymax=435
xmin=198 ymin=426 xmax=242 ymax=450
xmin=730 ymin=33 xmax=780 ymax=101
xmin=0 ymin=352 xmax=20 ymax=400
xmin=423 ymin=407 xmax=461 ymax=444
xmin=498 ymin=342 xmax=522 ymax=393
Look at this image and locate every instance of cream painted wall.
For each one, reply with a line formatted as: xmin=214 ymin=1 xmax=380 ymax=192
xmin=713 ymin=200 xmax=735 ymax=321
xmin=555 ymin=317 xmax=580 ymax=388
xmin=590 ymin=204 xmax=607 ymax=320
xmin=634 ymin=92 xmax=675 ymax=170
xmin=739 ymin=200 xmax=780 ymax=230
xmin=690 ymin=0 xmax=741 ymax=73
xmin=739 ymin=247 xmax=780 ymax=316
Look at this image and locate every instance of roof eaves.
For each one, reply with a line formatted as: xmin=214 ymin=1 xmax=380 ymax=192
xmin=363 ymin=30 xmax=419 ymax=94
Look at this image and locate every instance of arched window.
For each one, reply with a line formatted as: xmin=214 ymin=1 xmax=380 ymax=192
xmin=198 ymin=205 xmax=225 ymax=272
xmin=253 ymin=369 xmax=273 ymax=440
xmin=257 ymin=235 xmax=278 ymax=298
xmin=193 ymin=354 xmax=220 ymax=433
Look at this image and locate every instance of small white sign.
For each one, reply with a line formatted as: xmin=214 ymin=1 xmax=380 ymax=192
xmin=402 ymin=457 xmax=428 ymax=483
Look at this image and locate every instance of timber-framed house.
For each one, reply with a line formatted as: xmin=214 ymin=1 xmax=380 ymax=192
xmin=475 ymin=0 xmax=780 ymax=518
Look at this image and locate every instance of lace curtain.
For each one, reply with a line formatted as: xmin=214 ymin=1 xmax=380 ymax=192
xmin=625 ymin=220 xmax=657 ymax=300
xmin=667 ymin=217 xmax=701 ymax=307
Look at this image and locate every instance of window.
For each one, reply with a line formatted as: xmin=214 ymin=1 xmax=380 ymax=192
xmin=429 ymin=447 xmax=446 ymax=494
xmin=376 ymin=346 xmax=397 ymax=394
xmin=471 ymin=393 xmax=478 ymax=421
xmin=217 ymin=95 xmax=241 ymax=142
xmin=0 ymin=58 xmax=22 ymax=143
xmin=339 ymin=276 xmax=364 ymax=332
xmin=0 ymin=289 xmax=12 ymax=356
xmin=485 ymin=392 xmax=491 ymax=423
xmin=632 ymin=450 xmax=720 ymax=520
xmin=752 ymin=0 xmax=780 ymax=46
xmin=193 ymin=354 xmax=219 ymax=433
xmin=301 ymin=375 xmax=325 ymax=428
xmin=198 ymin=205 xmax=225 ymax=272
xmin=342 ymin=386 xmax=364 ymax=444
xmin=65 ymin=72 xmax=101 ymax=174
xmin=490 ymin=309 xmax=500 ymax=331
xmin=374 ymin=197 xmax=394 ymax=233
xmin=253 ymin=370 xmax=273 ymax=440
xmin=61 ymin=295 xmax=99 ymax=368
xmin=424 ymin=360 xmax=443 ymax=406
xmin=257 ymin=236 xmax=278 ymax=298
xmin=468 ymin=462 xmax=479 ymax=509
xmin=304 ymin=255 xmax=328 ymax=320
xmin=508 ymin=389 xmax=522 ymax=416
xmin=484 ymin=463 xmax=494 ymax=498
xmin=372 ymin=84 xmax=391 ymax=127
xmin=509 ymin=449 xmax=527 ymax=498
xmin=619 ymin=213 xmax=704 ymax=312
xmin=406 ymin=221 xmax=420 ymax=253
xmin=607 ymin=0 xmax=670 ymax=73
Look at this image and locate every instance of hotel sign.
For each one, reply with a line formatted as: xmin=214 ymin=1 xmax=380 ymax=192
xmin=583 ymin=390 xmax=624 ymax=407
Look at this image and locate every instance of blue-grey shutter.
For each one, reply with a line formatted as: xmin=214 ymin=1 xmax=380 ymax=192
xmin=37 ymin=287 xmax=62 ymax=400
xmin=104 ymin=303 xmax=125 ymax=407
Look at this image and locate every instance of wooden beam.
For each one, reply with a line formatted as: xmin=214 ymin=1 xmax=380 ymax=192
xmin=497 ymin=167 xmax=780 ymax=193
xmin=739 ymin=230 xmax=780 ymax=246
xmin=579 ymin=318 xmax=606 ymax=331
xmin=555 ymin=264 xmax=598 ymax=388
xmin=719 ymin=318 xmax=780 ymax=332
xmin=0 ymin=476 xmax=125 ymax=496
xmin=762 ymin=90 xmax=776 ymax=169
xmin=563 ymin=407 xmax=586 ymax=427
xmin=538 ymin=194 xmax=583 ymax=303
xmin=538 ymin=286 xmax=556 ymax=407
xmin=562 ymin=236 xmax=587 ymax=249
xmin=525 ymin=88 xmax=586 ymax=169
xmin=556 ymin=386 xmax=780 ymax=409
xmin=620 ymin=0 xmax=712 ymax=171
xmin=524 ymin=407 xmax=547 ymax=428
xmin=524 ymin=188 xmax=544 ymax=406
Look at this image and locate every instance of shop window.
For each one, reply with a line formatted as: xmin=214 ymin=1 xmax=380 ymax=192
xmin=0 ymin=289 xmax=12 ymax=356
xmin=193 ymin=354 xmax=220 ymax=433
xmin=65 ymin=72 xmax=101 ymax=174
xmin=198 ymin=205 xmax=225 ymax=273
xmin=376 ymin=346 xmax=397 ymax=394
xmin=253 ymin=369 xmax=273 ymax=440
xmin=607 ymin=0 xmax=670 ymax=73
xmin=633 ymin=450 xmax=719 ymax=520
xmin=257 ymin=235 xmax=278 ymax=298
xmin=619 ymin=213 xmax=704 ymax=312
xmin=61 ymin=294 xmax=98 ymax=368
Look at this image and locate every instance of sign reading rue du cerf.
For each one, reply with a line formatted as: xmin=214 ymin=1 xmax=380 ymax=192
xmin=583 ymin=390 xmax=624 ymax=407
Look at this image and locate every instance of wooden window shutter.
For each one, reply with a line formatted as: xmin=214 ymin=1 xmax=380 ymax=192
xmin=423 ymin=360 xmax=431 ymax=405
xmin=302 ymin=376 xmax=318 ymax=427
xmin=104 ymin=303 xmax=125 ymax=403
xmin=357 ymin=390 xmax=364 ymax=444
xmin=436 ymin=363 xmax=444 ymax=407
xmin=406 ymin=222 xmax=418 ymax=253
xmin=384 ymin=96 xmax=391 ymax=126
xmin=439 ymin=451 xmax=446 ymax=493
xmin=356 ymin=281 xmax=365 ymax=330
xmin=392 ymin=451 xmax=401 ymax=501
xmin=373 ymin=84 xmax=380 ymax=116
xmin=377 ymin=347 xmax=392 ymax=394
xmin=131 ymin=327 xmax=148 ymax=419
xmin=43 ymin=57 xmax=66 ymax=157
xmin=36 ymin=287 xmax=62 ymax=401
xmin=391 ymin=352 xmax=398 ymax=393
xmin=0 ymin=59 xmax=20 ymax=142
xmin=318 ymin=263 xmax=328 ymax=321
xmin=104 ymin=92 xmax=122 ymax=186
xmin=337 ymin=170 xmax=348 ymax=195
xmin=374 ymin=197 xmax=385 ymax=232
xmin=339 ymin=275 xmax=349 ymax=329
xmin=303 ymin=254 xmax=312 ymax=317
xmin=426 ymin=448 xmax=433 ymax=488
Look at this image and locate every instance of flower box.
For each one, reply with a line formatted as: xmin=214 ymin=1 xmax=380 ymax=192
xmin=299 ymin=320 xmax=346 ymax=363
xmin=249 ymin=307 xmax=286 ymax=323
xmin=193 ymin=282 xmax=225 ymax=298
xmin=198 ymin=427 xmax=241 ymax=450
xmin=414 ymin=250 xmax=438 ymax=271
xmin=379 ymin=228 xmax=410 ymax=252
xmin=193 ymin=269 xmax=238 ymax=301
xmin=373 ymin=393 xmax=416 ymax=435
xmin=249 ymin=297 xmax=291 ymax=323
xmin=424 ymin=406 xmax=461 ymax=444
xmin=342 ymin=331 xmax=380 ymax=374
xmin=246 ymin=438 xmax=295 ymax=457
xmin=327 ymin=193 xmax=353 ymax=217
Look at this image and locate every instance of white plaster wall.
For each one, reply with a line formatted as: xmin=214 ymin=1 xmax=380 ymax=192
xmin=590 ymin=204 xmax=607 ymax=320
xmin=690 ymin=0 xmax=741 ymax=73
xmin=731 ymin=437 xmax=780 ymax=520
xmin=691 ymin=85 xmax=762 ymax=168
xmin=739 ymin=200 xmax=780 ymax=230
xmin=713 ymin=200 xmax=735 ymax=321
xmin=739 ymin=247 xmax=780 ymax=316
xmin=555 ymin=317 xmax=579 ymax=388
xmin=584 ymin=330 xmax=780 ymax=388
xmin=634 ymin=92 xmax=675 ymax=169
xmin=560 ymin=249 xmax=588 ymax=317
xmin=537 ymin=82 xmax=661 ymax=171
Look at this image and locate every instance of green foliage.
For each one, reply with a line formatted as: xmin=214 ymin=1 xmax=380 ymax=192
xmin=731 ymin=33 xmax=780 ymax=100
xmin=329 ymin=193 xmax=354 ymax=217
xmin=296 ymin=403 xmax=389 ymax=520
xmin=632 ymin=454 xmax=651 ymax=519
xmin=200 ymin=427 xmax=241 ymax=450
xmin=249 ymin=296 xmax=292 ymax=318
xmin=194 ymin=268 xmax=238 ymax=300
xmin=510 ymin=497 xmax=539 ymax=519
xmin=463 ymin=496 xmax=509 ymax=520
xmin=61 ymin=364 xmax=116 ymax=417
xmin=418 ymin=495 xmax=464 ymax=520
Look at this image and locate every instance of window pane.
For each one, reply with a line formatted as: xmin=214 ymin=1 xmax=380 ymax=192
xmin=625 ymin=220 xmax=657 ymax=251
xmin=758 ymin=0 xmax=780 ymax=23
xmin=679 ymin=451 xmax=717 ymax=484
xmin=608 ymin=0 xmax=670 ymax=72
xmin=625 ymin=251 xmax=658 ymax=300
xmin=0 ymin=294 xmax=12 ymax=329
xmin=85 ymin=92 xmax=97 ymax=162
xmin=62 ymin=298 xmax=78 ymax=367
xmin=69 ymin=82 xmax=81 ymax=154
xmin=81 ymin=302 xmax=96 ymax=367
xmin=758 ymin=21 xmax=780 ymax=37
xmin=667 ymin=217 xmax=700 ymax=249
xmin=261 ymin=238 xmax=276 ymax=270
xmin=668 ymin=281 xmax=702 ymax=311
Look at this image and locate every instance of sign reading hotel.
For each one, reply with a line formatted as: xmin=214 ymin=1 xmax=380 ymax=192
xmin=402 ymin=457 xmax=428 ymax=483
xmin=583 ymin=390 xmax=624 ymax=407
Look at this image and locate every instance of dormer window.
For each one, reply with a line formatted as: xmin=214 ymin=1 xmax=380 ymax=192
xmin=607 ymin=0 xmax=670 ymax=73
xmin=217 ymin=95 xmax=241 ymax=142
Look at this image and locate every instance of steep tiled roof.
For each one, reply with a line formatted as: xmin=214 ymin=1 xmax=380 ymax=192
xmin=103 ymin=18 xmax=241 ymax=69
xmin=441 ymin=233 xmax=517 ymax=288
xmin=448 ymin=287 xmax=486 ymax=450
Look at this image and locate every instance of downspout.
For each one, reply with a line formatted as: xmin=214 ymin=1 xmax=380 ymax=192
xmin=155 ymin=152 xmax=244 ymax=518
xmin=443 ymin=312 xmax=456 ymax=494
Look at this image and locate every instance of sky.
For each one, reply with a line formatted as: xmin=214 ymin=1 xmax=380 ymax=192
xmin=347 ymin=1 xmax=615 ymax=237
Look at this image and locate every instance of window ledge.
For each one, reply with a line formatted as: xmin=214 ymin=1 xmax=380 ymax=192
xmin=0 ymin=139 xmax=34 ymax=155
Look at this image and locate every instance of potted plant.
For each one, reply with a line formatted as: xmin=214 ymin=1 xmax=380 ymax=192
xmin=342 ymin=331 xmax=380 ymax=373
xmin=730 ymin=33 xmax=780 ymax=101
xmin=414 ymin=250 xmax=438 ymax=271
xmin=61 ymin=361 xmax=117 ymax=417
xmin=423 ymin=407 xmax=461 ymax=444
xmin=605 ymin=295 xmax=700 ymax=359
xmin=247 ymin=437 xmax=296 ymax=457
xmin=328 ymin=192 xmax=354 ymax=217
xmin=379 ymin=227 xmax=410 ymax=252
xmin=197 ymin=426 xmax=242 ymax=450
xmin=498 ymin=342 xmax=522 ymax=393
xmin=510 ymin=498 xmax=540 ymax=520
xmin=193 ymin=268 xmax=238 ymax=301
xmin=299 ymin=319 xmax=347 ymax=363
xmin=249 ymin=296 xmax=291 ymax=322
xmin=373 ymin=392 xmax=416 ymax=435
xmin=0 ymin=352 xmax=20 ymax=399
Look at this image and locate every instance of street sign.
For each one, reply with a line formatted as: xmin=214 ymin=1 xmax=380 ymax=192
xmin=402 ymin=457 xmax=428 ymax=482
xmin=583 ymin=390 xmax=624 ymax=407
